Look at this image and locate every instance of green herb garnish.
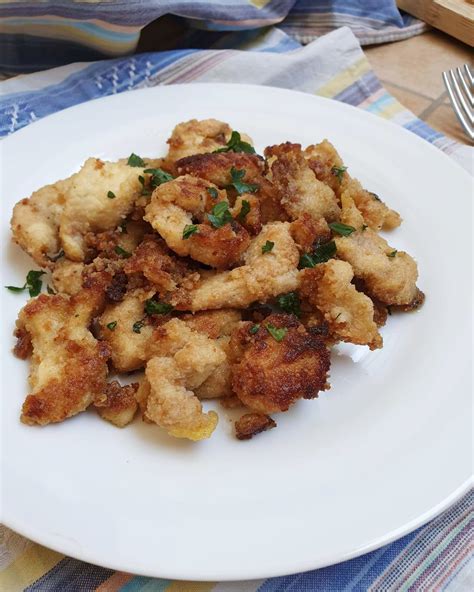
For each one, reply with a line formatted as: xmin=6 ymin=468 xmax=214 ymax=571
xmin=5 ymin=270 xmax=46 ymax=297
xmin=127 ymin=153 xmax=146 ymax=167
xmin=277 ymin=292 xmax=301 ymax=317
xmin=207 ymin=187 xmax=219 ymax=200
xmin=207 ymin=201 xmax=233 ymax=229
xmin=249 ymin=324 xmax=260 ymax=335
xmin=114 ymin=245 xmax=132 ymax=258
xmin=299 ymin=241 xmax=337 ymax=269
xmin=238 ymin=199 xmax=251 ymax=222
xmin=106 ymin=321 xmax=117 ymax=331
xmin=144 ymin=168 xmax=174 ymax=188
xmin=331 ymin=165 xmax=348 ymax=183
xmin=329 ymin=222 xmax=356 ymax=236
xmin=144 ymin=298 xmax=173 ymax=316
xmin=261 ymin=240 xmax=274 ymax=254
xmin=266 ymin=324 xmax=287 ymax=342
xmin=229 ymin=167 xmax=260 ymax=195
xmin=213 ymin=131 xmax=256 ymax=154
xmin=138 ymin=175 xmax=151 ymax=196
xmin=387 ymin=250 xmax=397 ymax=258
xmin=183 ymin=224 xmax=199 ymax=239
xmin=132 ymin=320 xmax=145 ymax=334
xmin=107 ymin=190 xmax=116 ymax=199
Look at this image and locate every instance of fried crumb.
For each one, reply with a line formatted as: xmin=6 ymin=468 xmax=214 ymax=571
xmin=235 ymin=413 xmax=276 ymax=440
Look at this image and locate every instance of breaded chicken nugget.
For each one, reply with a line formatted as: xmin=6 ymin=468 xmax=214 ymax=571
xmin=16 ymin=279 xmax=110 ymax=425
xmin=144 ymin=175 xmax=250 ymax=268
xmin=94 ymin=381 xmax=138 ymax=427
xmin=51 ymin=259 xmax=85 ymax=296
xmin=300 ymin=260 xmax=382 ymax=349
xmin=177 ymin=221 xmax=300 ymax=311
xmin=266 ymin=143 xmax=340 ymax=223
xmin=231 ymin=314 xmax=330 ymax=414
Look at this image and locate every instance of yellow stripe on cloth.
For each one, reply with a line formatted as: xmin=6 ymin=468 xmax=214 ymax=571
xmin=0 ymin=542 xmax=64 ymax=592
xmin=316 ymin=57 xmax=371 ymax=98
xmin=249 ymin=0 xmax=273 ymax=8
xmin=166 ymin=582 xmax=215 ymax=592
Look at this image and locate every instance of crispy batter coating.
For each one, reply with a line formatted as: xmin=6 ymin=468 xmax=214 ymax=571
xmin=231 ymin=194 xmax=262 ymax=235
xmin=195 ymin=336 xmax=233 ymax=399
xmin=335 ymin=229 xmax=419 ymax=305
xmin=266 ymin=143 xmax=340 ymax=223
xmin=176 ymin=152 xmax=263 ymax=188
xmin=17 ymin=280 xmax=110 ymax=425
xmin=231 ymin=314 xmax=330 ymax=414
xmin=300 ymin=260 xmax=382 ymax=349
xmin=178 ymin=222 xmax=300 ymax=311
xmin=180 ymin=309 xmax=242 ymax=338
xmin=290 ymin=215 xmax=331 ymax=252
xmin=144 ymin=174 xmax=250 ymax=268
xmin=304 ymin=139 xmax=345 ymax=197
xmin=166 ymin=119 xmax=234 ymax=166
xmin=51 ymin=259 xmax=85 ymax=296
xmin=94 ymin=381 xmax=138 ymax=427
xmin=235 ymin=413 xmax=276 ymax=440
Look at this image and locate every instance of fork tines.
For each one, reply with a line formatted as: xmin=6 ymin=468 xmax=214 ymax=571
xmin=443 ymin=64 xmax=474 ymax=142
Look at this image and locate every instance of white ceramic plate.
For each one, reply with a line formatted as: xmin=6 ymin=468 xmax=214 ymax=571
xmin=1 ymin=84 xmax=472 ymax=581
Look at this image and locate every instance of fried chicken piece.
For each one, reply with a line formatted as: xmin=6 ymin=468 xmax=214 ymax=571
xmin=290 ymin=215 xmax=331 ymax=252
xmin=300 ymin=260 xmax=382 ymax=350
xmin=17 ymin=280 xmax=110 ymax=425
xmin=144 ymin=175 xmax=250 ymax=268
xmin=177 ymin=221 xmax=300 ymax=311
xmin=231 ymin=194 xmax=262 ymax=235
xmin=335 ymin=229 xmax=419 ymax=306
xmin=231 ymin=314 xmax=330 ymax=414
xmin=195 ymin=336 xmax=233 ymax=399
xmin=176 ymin=152 xmax=263 ymax=188
xmin=180 ymin=309 xmax=242 ymax=338
xmin=94 ymin=381 xmax=138 ymax=427
xmin=304 ymin=139 xmax=345 ymax=197
xmin=166 ymin=119 xmax=236 ymax=166
xmin=98 ymin=288 xmax=160 ymax=372
xmin=11 ymin=177 xmax=70 ymax=267
xmin=123 ymin=234 xmax=199 ymax=294
xmin=51 ymin=259 xmax=85 ymax=295
xmin=235 ymin=413 xmax=276 ymax=440
xmin=265 ymin=143 xmax=340 ymax=223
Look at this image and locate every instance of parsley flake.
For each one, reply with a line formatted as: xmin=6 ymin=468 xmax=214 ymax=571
xmin=387 ymin=250 xmax=397 ymax=258
xmin=229 ymin=167 xmax=260 ymax=195
xmin=249 ymin=324 xmax=260 ymax=335
xmin=183 ymin=224 xmax=199 ymax=239
xmin=277 ymin=292 xmax=301 ymax=317
xmin=266 ymin=323 xmax=287 ymax=342
xmin=107 ymin=190 xmax=116 ymax=199
xmin=106 ymin=321 xmax=117 ymax=331
xmin=238 ymin=199 xmax=251 ymax=222
xmin=207 ymin=187 xmax=219 ymax=200
xmin=138 ymin=175 xmax=151 ymax=196
xmin=329 ymin=222 xmax=356 ymax=236
xmin=207 ymin=201 xmax=233 ymax=228
xmin=262 ymin=240 xmax=274 ymax=254
xmin=213 ymin=131 xmax=256 ymax=154
xmin=132 ymin=320 xmax=145 ymax=334
xmin=331 ymin=165 xmax=348 ymax=183
xmin=299 ymin=241 xmax=337 ymax=269
xmin=127 ymin=153 xmax=146 ymax=167
xmin=144 ymin=168 xmax=174 ymax=188
xmin=144 ymin=298 xmax=173 ymax=316
xmin=5 ymin=270 xmax=46 ymax=297
xmin=114 ymin=245 xmax=132 ymax=258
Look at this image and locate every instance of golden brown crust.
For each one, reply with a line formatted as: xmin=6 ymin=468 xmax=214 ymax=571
xmin=235 ymin=413 xmax=276 ymax=440
xmin=290 ymin=215 xmax=331 ymax=252
xmin=94 ymin=381 xmax=139 ymax=427
xmin=13 ymin=325 xmax=32 ymax=359
xmin=231 ymin=314 xmax=330 ymax=414
xmin=176 ymin=152 xmax=263 ymax=187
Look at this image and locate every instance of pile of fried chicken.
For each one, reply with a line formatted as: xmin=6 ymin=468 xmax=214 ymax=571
xmin=9 ymin=119 xmax=424 ymax=441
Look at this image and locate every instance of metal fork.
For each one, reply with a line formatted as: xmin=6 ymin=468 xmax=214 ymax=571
xmin=442 ymin=64 xmax=473 ymax=142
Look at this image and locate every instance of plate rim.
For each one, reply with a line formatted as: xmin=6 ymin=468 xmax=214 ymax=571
xmin=1 ymin=82 xmax=472 ymax=581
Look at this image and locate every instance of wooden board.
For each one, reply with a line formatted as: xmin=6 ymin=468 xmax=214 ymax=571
xmin=398 ymin=0 xmax=474 ymax=46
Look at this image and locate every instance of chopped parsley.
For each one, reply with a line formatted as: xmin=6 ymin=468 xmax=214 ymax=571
xmin=277 ymin=292 xmax=301 ymax=317
xmin=261 ymin=240 xmax=274 ymax=254
xmin=138 ymin=175 xmax=150 ymax=196
xmin=207 ymin=187 xmax=219 ymax=200
xmin=331 ymin=165 xmax=348 ymax=183
xmin=144 ymin=168 xmax=174 ymax=188
xmin=107 ymin=190 xmax=116 ymax=199
xmin=266 ymin=323 xmax=287 ymax=342
xmin=132 ymin=320 xmax=145 ymax=334
xmin=299 ymin=241 xmax=337 ymax=269
xmin=127 ymin=153 xmax=146 ymax=167
xmin=207 ymin=201 xmax=233 ymax=228
xmin=144 ymin=298 xmax=173 ymax=316
xmin=249 ymin=324 xmax=260 ymax=335
xmin=238 ymin=199 xmax=251 ymax=222
xmin=5 ymin=270 xmax=46 ymax=297
xmin=106 ymin=321 xmax=117 ymax=331
xmin=387 ymin=250 xmax=398 ymax=258
xmin=229 ymin=167 xmax=260 ymax=195
xmin=329 ymin=222 xmax=356 ymax=236
xmin=182 ymin=224 xmax=199 ymax=239
xmin=213 ymin=131 xmax=256 ymax=154
xmin=114 ymin=245 xmax=132 ymax=258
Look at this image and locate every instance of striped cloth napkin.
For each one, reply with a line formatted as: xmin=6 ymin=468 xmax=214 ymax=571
xmin=0 ymin=25 xmax=472 ymax=592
